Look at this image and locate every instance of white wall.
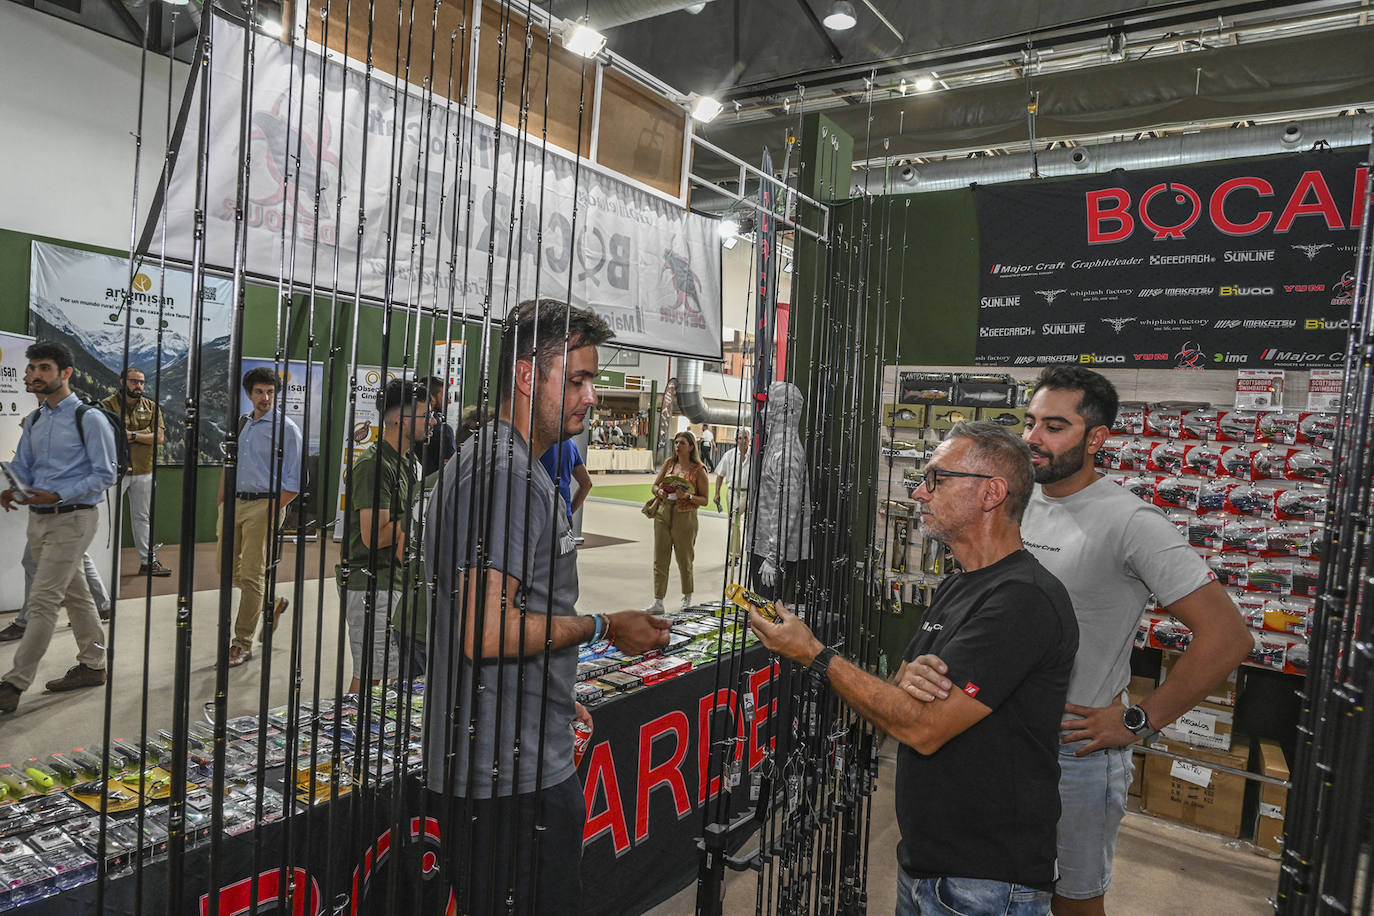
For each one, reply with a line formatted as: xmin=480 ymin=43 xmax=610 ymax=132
xmin=721 ymin=240 xmax=793 ymax=334
xmin=0 ymin=2 xmax=190 ymax=249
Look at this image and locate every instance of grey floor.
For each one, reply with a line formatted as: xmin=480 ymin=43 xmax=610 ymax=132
xmin=0 ymin=473 xmax=1279 ymax=913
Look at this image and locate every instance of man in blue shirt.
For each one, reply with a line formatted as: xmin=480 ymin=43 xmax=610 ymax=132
xmin=538 ymin=437 xmax=592 ymax=524
xmin=217 ymin=366 xmax=302 ymax=667
xmin=0 ymin=341 xmax=119 ymax=714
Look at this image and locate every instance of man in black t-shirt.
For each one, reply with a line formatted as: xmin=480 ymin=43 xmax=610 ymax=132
xmin=750 ymin=421 xmax=1077 ymax=916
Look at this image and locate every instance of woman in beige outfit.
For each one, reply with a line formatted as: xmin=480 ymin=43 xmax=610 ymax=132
xmin=648 ymin=431 xmax=709 ymax=611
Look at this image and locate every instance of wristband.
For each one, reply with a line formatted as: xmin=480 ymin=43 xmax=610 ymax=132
xmin=588 ymin=614 xmax=603 ymax=646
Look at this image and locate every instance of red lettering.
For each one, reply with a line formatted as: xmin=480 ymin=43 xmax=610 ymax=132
xmin=1138 ymin=182 xmax=1201 ymax=240
xmin=201 ymin=867 xmax=319 ymax=916
xmin=747 ymin=664 xmax=781 ymax=769
xmin=634 ymin=711 xmax=692 ymax=842
xmin=1086 ymin=189 xmax=1133 ymax=244
xmin=697 ymin=688 xmax=738 ymax=803
xmin=582 ymin=740 xmax=631 ymax=855
xmin=1275 ymin=170 xmax=1344 ymax=232
xmin=1209 ymin=177 xmax=1274 ymax=235
xmin=1353 ymin=167 xmax=1371 ymax=229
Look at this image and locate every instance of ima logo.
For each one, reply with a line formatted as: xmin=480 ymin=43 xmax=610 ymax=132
xmin=963 ymin=682 xmax=980 ymax=698
xmin=131 ymin=273 xmax=153 ymax=293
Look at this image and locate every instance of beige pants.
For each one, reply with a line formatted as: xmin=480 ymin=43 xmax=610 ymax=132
xmin=726 ymin=488 xmax=747 ymax=565
xmin=216 ymin=498 xmax=283 ymax=653
xmin=3 ymin=509 xmax=106 ymax=691
xmin=653 ymin=502 xmax=698 ymax=598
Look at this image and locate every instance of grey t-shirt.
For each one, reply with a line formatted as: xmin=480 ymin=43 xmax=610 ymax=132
xmin=1021 ymin=475 xmax=1215 ymax=710
xmin=424 ymin=419 xmax=579 ymax=798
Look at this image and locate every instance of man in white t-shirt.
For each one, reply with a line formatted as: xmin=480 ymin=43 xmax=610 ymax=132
xmin=900 ymin=366 xmax=1252 ymax=916
xmin=699 ymin=425 xmax=715 ymax=467
xmin=712 ymin=430 xmax=750 ymax=565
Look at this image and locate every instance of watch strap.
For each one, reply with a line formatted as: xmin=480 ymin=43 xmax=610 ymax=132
xmin=808 ymin=646 xmax=838 ymax=683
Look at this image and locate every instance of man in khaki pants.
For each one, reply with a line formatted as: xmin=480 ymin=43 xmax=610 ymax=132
xmin=0 ymin=341 xmax=119 ymax=714
xmin=218 ymin=366 xmax=302 ymax=667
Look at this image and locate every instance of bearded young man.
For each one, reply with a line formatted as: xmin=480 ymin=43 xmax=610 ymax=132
xmin=901 ymin=366 xmax=1252 ymax=915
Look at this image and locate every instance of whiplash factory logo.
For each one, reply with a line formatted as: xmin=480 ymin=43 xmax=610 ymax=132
xmin=1101 ymin=317 xmax=1135 ymax=334
xmin=1035 ymin=289 xmax=1068 ymax=306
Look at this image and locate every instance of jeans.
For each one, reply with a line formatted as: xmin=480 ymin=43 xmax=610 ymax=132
xmin=19 ymin=543 xmax=110 ymax=626
xmin=1054 ymin=743 xmax=1133 ymax=899
xmin=120 ymin=472 xmax=154 ymax=563
xmin=896 ymin=871 xmax=1051 ymax=916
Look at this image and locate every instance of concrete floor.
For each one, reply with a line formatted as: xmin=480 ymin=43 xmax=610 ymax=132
xmin=0 ymin=473 xmax=1279 ymax=913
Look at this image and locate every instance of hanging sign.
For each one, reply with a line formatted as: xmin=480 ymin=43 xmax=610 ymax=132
xmin=973 ymin=149 xmax=1365 ymax=369
xmin=155 ymin=15 xmax=723 ymax=359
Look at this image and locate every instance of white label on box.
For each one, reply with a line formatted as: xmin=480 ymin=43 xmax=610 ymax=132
xmin=1173 ymin=709 xmax=1218 ymax=736
xmin=1236 ymin=370 xmax=1285 ymax=410
xmin=1307 ymin=369 xmax=1343 ymax=412
xmin=1171 ymin=760 xmax=1213 ymax=788
xmin=1259 ymin=802 xmax=1284 ymax=820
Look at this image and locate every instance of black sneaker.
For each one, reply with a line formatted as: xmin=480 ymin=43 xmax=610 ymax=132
xmin=0 ymin=622 xmax=24 ymax=642
xmin=138 ymin=560 xmax=172 ymax=578
xmin=44 ymin=664 xmax=107 ymax=692
xmin=0 ymin=682 xmax=19 ymax=713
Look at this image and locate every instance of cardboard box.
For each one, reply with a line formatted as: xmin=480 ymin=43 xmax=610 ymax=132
xmin=1252 ymin=738 xmax=1289 ymax=855
xmin=1141 ymin=739 xmax=1248 ymax=837
xmin=1128 ymin=675 xmax=1155 ymax=706
xmin=1161 ymin=700 xmax=1235 ymax=751
xmin=1129 ymin=749 xmax=1144 ymax=798
xmin=1159 ymin=651 xmax=1239 ymax=706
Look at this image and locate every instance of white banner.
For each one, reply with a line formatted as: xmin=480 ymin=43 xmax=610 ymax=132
xmin=29 ymin=241 xmax=235 ymax=464
xmin=160 ymin=16 xmax=723 ymax=358
xmin=0 ymin=331 xmax=35 ymax=611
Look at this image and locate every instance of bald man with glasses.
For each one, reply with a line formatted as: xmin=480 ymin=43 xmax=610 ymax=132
xmin=750 ymin=421 xmax=1078 ymax=916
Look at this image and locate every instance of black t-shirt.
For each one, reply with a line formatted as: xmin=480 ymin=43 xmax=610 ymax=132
xmin=894 ymin=549 xmax=1078 ymax=891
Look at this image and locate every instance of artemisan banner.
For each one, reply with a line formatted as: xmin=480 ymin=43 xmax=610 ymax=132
xmin=973 ymin=149 xmax=1365 ymax=369
xmin=157 ymin=14 xmax=723 ymax=359
xmin=29 ymin=241 xmax=235 ymax=464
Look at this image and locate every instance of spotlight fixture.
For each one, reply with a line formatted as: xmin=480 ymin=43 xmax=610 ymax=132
xmin=162 ymin=0 xmax=189 ymax=7
xmin=822 ymin=0 xmax=856 ymax=30
xmin=260 ymin=17 xmax=284 ymax=38
xmin=722 ymin=235 xmax=740 ymax=250
xmin=914 ymin=75 xmax=935 ymax=92
xmin=563 ymin=21 xmax=607 ymax=58
xmin=719 ymin=218 xmax=741 ymax=240
xmin=690 ymin=95 xmax=725 ymax=123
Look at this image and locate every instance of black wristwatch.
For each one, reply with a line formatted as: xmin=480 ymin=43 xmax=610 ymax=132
xmin=1122 ymin=704 xmax=1156 ymax=738
xmin=808 ymin=646 xmax=838 ymax=684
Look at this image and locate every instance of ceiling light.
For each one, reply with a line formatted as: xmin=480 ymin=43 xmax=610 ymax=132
xmin=722 ymin=236 xmax=739 ymax=250
xmin=563 ymin=22 xmax=607 ymax=58
xmin=822 ymin=1 xmax=856 ymax=31
xmin=161 ymin=0 xmax=189 ymax=7
xmin=719 ymin=218 xmax=740 ymax=240
xmin=914 ymin=75 xmax=935 ymax=92
xmin=690 ymin=95 xmax=724 ymax=123
xmin=260 ymin=18 xmax=284 ymax=38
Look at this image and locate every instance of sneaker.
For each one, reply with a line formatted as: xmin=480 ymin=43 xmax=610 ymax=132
xmin=647 ymin=598 xmax=664 ymax=613
xmin=228 ymin=645 xmax=252 ymax=667
xmin=98 ymin=607 xmax=112 ymax=622
xmin=0 ymin=682 xmax=18 ymax=713
xmin=0 ymin=622 xmax=24 ymax=642
xmin=681 ymin=594 xmax=694 ymax=610
xmin=138 ymin=559 xmax=173 ymax=578
xmin=44 ymin=664 xmax=107 ymax=693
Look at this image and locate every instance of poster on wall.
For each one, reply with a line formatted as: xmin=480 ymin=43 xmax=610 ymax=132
xmin=0 ymin=331 xmax=35 ymax=611
xmin=432 ymin=340 xmax=464 ymax=428
xmin=973 ymin=148 xmax=1364 ymax=369
xmin=29 ymin=241 xmax=235 ymax=463
xmin=153 ymin=14 xmax=723 ymax=360
xmin=238 ymin=358 xmax=324 ymax=533
xmin=332 ymin=364 xmax=402 ymax=541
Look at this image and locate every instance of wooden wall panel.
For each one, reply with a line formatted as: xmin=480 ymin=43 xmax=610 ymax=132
xmin=595 ymin=68 xmax=685 ymax=197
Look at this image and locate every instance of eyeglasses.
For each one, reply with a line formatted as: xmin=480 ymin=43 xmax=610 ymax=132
xmin=914 ymin=467 xmax=996 ymax=492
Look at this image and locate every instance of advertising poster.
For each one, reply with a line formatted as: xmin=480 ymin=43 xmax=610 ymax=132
xmin=157 ymin=15 xmax=723 ymax=359
xmin=974 ymin=148 xmax=1363 ymax=369
xmin=0 ymin=331 xmax=35 ymax=611
xmin=432 ymin=340 xmax=464 ymax=427
xmin=238 ymin=358 xmax=324 ymax=533
xmin=332 ymin=364 xmax=402 ymax=540
xmin=29 ymin=241 xmax=235 ymax=463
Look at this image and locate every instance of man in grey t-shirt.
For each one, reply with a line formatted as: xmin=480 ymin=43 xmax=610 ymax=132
xmin=424 ymin=299 xmax=670 ymax=914
xmin=902 ymin=367 xmax=1252 ymax=916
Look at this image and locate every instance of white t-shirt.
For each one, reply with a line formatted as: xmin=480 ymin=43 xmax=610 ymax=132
xmin=713 ymin=446 xmax=750 ymax=491
xmin=1021 ymin=475 xmax=1215 ymax=709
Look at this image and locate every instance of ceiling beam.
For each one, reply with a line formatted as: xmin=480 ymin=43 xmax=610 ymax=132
xmin=790 ymin=0 xmax=843 ymax=64
xmin=100 ymin=0 xmax=145 ymax=42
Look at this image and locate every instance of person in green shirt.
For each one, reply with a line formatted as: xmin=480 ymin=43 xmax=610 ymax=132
xmin=337 ymin=378 xmax=430 ymax=692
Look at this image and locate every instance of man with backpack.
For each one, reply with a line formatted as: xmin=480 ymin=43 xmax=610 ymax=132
xmin=103 ymin=367 xmax=169 ymax=577
xmin=0 ymin=341 xmax=119 ymax=714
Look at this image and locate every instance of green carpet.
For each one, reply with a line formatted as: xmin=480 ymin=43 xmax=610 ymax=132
xmin=590 ymin=482 xmax=656 ymax=504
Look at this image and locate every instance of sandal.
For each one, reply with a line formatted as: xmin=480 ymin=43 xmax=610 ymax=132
xmin=228 ymin=646 xmax=252 ymax=667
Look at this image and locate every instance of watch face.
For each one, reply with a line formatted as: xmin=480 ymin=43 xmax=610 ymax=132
xmin=1123 ymin=706 xmax=1147 ymax=731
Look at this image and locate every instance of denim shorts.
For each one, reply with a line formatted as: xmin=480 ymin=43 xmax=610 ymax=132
xmin=897 ymin=871 xmax=1051 ymax=916
xmin=1053 ymin=743 xmax=1133 ymax=900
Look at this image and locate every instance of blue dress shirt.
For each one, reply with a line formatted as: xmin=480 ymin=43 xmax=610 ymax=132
xmin=236 ymin=411 xmax=303 ymax=494
xmin=12 ymin=393 xmax=119 ymax=506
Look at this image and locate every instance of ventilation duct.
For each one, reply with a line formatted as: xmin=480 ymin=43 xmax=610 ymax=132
xmin=856 ymin=114 xmax=1374 ymax=196
xmin=548 ymin=0 xmax=717 ymax=30
xmin=676 ymin=357 xmax=750 ymax=428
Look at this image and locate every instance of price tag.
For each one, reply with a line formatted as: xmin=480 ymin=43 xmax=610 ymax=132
xmin=1259 ymin=802 xmax=1284 ymax=819
xmin=787 ymin=775 xmax=801 ymax=814
xmin=742 ymin=690 xmax=756 ymax=724
xmin=1170 ymin=760 xmax=1213 ymax=788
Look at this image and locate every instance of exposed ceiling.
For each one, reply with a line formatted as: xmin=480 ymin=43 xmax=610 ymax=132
xmin=13 ymin=0 xmax=1374 ymax=186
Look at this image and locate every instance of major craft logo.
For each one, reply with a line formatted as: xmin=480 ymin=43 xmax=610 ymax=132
xmin=1175 ymin=341 xmax=1206 ymax=369
xmin=962 ymin=682 xmax=980 ymax=698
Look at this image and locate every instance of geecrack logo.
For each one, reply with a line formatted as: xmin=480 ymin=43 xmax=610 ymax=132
xmin=1292 ymin=243 xmax=1333 ymax=261
xmin=1102 ymin=317 xmax=1135 ymax=334
xmin=979 ymin=326 xmax=1034 ymax=337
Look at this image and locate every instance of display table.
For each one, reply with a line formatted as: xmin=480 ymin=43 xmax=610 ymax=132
xmin=585 ymin=447 xmax=655 ymax=472
xmin=10 ymin=646 xmax=775 ymax=915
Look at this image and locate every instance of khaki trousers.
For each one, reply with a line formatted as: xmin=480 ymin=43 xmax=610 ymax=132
xmin=3 ymin=509 xmax=106 ymax=691
xmin=726 ymin=488 xmax=747 ymax=565
xmin=652 ymin=502 xmax=698 ymax=598
xmin=216 ymin=498 xmax=282 ymax=653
